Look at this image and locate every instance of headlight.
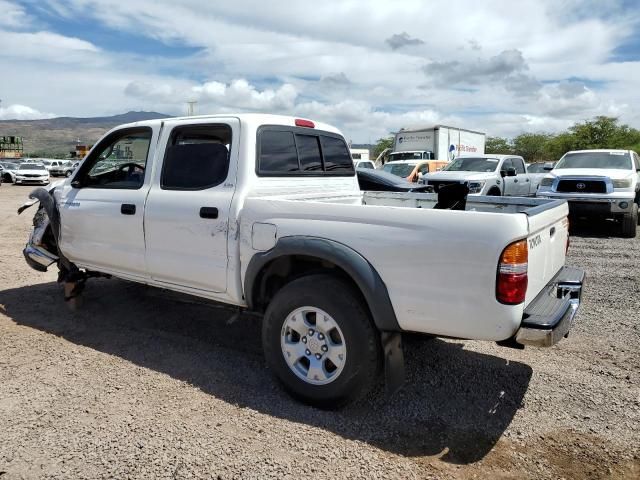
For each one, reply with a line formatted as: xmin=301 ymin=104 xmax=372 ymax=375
xmin=612 ymin=178 xmax=632 ymax=188
xmin=467 ymin=181 xmax=485 ymax=194
xmin=540 ymin=177 xmax=554 ymax=187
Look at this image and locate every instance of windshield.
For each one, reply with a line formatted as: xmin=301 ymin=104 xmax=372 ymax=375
xmin=389 ymin=152 xmax=424 ymax=161
xmin=19 ymin=164 xmax=46 ymax=170
xmin=555 ymin=152 xmax=632 ymax=170
xmin=443 ymin=157 xmax=499 ymax=172
xmin=382 ymin=163 xmax=416 ymax=177
xmin=527 ymin=163 xmax=547 ymax=173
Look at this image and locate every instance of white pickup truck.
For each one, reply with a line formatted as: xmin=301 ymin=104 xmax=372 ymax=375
xmin=19 ymin=114 xmax=584 ymax=407
xmin=421 ymin=154 xmax=536 ymax=196
xmin=536 ymin=149 xmax=640 ymax=238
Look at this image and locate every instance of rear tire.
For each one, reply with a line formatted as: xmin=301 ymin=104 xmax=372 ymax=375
xmin=262 ymin=274 xmax=382 ymax=408
xmin=621 ymin=203 xmax=638 ymax=238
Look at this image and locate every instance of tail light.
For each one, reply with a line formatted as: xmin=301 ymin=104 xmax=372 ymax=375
xmin=496 ymin=239 xmax=528 ymax=305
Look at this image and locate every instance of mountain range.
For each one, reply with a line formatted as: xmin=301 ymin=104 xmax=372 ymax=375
xmin=0 ymin=111 xmax=373 ymax=157
xmin=0 ymin=111 xmax=170 ymax=157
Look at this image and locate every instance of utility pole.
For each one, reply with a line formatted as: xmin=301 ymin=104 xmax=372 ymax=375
xmin=186 ymin=101 xmax=197 ymax=116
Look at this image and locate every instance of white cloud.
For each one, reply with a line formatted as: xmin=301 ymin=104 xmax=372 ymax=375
xmin=0 ymin=104 xmax=56 ymax=120
xmin=0 ymin=0 xmax=30 ymax=28
xmin=0 ymin=0 xmax=639 ymax=140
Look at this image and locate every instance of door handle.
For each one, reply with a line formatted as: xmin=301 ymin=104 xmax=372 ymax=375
xmin=200 ymin=207 xmax=219 ymax=219
xmin=514 ymin=179 xmax=519 ymax=183
xmin=526 ymin=178 xmax=530 ymax=182
xmin=121 ymin=204 xmax=136 ymax=215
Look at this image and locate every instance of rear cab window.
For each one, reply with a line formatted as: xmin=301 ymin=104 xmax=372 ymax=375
xmin=257 ymin=126 xmax=354 ymax=176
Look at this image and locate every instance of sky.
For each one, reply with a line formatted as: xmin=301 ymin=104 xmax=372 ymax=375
xmin=1 ymin=0 xmax=639 ymax=143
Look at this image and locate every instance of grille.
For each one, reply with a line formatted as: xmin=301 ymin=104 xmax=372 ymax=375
xmin=556 ymin=180 xmax=606 ymax=194
xmin=23 ymin=174 xmax=43 ymax=178
xmin=427 ymin=180 xmax=462 ymax=192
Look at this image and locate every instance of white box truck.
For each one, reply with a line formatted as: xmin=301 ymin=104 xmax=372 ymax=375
xmin=389 ymin=125 xmax=485 ymax=162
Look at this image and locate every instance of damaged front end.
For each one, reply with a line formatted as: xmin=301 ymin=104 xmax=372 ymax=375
xmin=18 ymin=187 xmax=61 ymax=272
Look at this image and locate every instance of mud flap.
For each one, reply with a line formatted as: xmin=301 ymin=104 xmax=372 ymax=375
xmin=381 ymin=331 xmax=405 ymax=397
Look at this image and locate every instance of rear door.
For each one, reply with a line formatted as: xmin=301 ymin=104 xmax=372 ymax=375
xmin=511 ymin=157 xmax=532 ymax=195
xmin=143 ymin=118 xmax=239 ymax=293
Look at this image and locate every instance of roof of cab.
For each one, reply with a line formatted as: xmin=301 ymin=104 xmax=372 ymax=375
xmin=114 ymin=113 xmax=342 ymax=136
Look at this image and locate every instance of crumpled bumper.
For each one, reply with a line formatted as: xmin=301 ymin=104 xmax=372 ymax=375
xmin=22 ymin=208 xmax=59 ymax=272
xmin=23 ymin=244 xmax=58 ymax=272
xmin=515 ymin=266 xmax=585 ymax=347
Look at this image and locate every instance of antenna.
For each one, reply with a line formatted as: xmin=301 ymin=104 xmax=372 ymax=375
xmin=186 ymin=101 xmax=197 ymax=116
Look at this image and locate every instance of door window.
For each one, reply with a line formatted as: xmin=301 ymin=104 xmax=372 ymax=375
xmin=418 ymin=163 xmax=430 ymax=174
xmin=75 ymin=128 xmax=152 ymax=189
xmin=161 ymin=124 xmax=232 ymax=190
xmin=512 ymin=158 xmax=526 ymax=174
xmin=501 ymin=159 xmax=514 ymax=172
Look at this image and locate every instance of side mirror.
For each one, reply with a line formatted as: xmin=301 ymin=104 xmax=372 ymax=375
xmin=543 ymin=165 xmax=554 ymax=171
xmin=506 ymin=167 xmax=517 ymax=177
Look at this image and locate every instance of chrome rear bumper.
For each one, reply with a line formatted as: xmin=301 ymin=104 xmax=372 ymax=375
xmin=515 ymin=266 xmax=585 ymax=347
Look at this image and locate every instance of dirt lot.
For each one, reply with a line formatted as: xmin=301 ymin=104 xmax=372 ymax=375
xmin=0 ymin=183 xmax=638 ymax=479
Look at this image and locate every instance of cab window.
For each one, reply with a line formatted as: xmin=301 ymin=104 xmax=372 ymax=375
xmin=161 ymin=124 xmax=232 ymax=190
xmin=74 ymin=128 xmax=152 ymax=189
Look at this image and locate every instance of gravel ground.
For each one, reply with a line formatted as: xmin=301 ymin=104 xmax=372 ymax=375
xmin=0 ymin=184 xmax=638 ymax=479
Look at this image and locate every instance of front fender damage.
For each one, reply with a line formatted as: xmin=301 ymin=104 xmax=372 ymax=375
xmin=18 ymin=187 xmax=74 ymax=277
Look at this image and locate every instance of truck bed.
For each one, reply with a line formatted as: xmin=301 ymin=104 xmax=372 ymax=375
xmin=241 ymin=190 xmax=570 ymax=340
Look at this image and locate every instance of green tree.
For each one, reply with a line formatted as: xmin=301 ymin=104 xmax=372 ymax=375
xmin=373 ymin=136 xmax=394 ymax=160
xmin=512 ymin=133 xmax=552 ymax=162
xmin=485 ymin=136 xmax=512 ymax=154
xmin=543 ymin=133 xmax=576 ymax=161
xmin=569 ymin=116 xmax=640 ymax=150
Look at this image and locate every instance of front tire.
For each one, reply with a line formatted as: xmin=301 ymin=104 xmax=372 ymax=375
xmin=487 ymin=187 xmax=501 ymax=196
xmin=262 ymin=274 xmax=382 ymax=408
xmin=621 ymin=203 xmax=638 ymax=238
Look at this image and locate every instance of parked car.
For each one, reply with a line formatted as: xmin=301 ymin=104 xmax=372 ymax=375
xmin=50 ymin=161 xmax=79 ymax=177
xmin=422 ymin=155 xmax=536 ymax=196
xmin=537 ymin=149 xmax=640 ymax=237
xmin=354 ymin=160 xmax=375 ymax=170
xmin=19 ymin=114 xmax=584 ymax=407
xmin=527 ymin=162 xmax=556 ymax=174
xmin=357 ymin=168 xmax=433 ymax=192
xmin=382 ymin=159 xmax=449 ymax=183
xmin=527 ymin=162 xmax=557 ymax=191
xmin=0 ymin=161 xmax=19 ymax=183
xmin=38 ymin=159 xmax=66 ymax=172
xmin=14 ymin=163 xmax=50 ymax=185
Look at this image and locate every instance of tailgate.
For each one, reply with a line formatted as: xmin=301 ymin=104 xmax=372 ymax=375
xmin=524 ymin=202 xmax=570 ymax=307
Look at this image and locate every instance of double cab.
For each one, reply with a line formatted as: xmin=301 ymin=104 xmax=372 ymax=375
xmin=422 ymin=154 xmax=536 ymax=196
xmin=20 ymin=114 xmax=584 ymax=407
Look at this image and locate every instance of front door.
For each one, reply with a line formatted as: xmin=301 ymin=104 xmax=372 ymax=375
xmin=143 ymin=119 xmax=239 ymax=293
xmin=58 ymin=126 xmax=157 ymax=278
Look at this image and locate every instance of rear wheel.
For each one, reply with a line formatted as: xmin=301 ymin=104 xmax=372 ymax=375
xmin=262 ymin=274 xmax=382 ymax=408
xmin=621 ymin=203 xmax=638 ymax=238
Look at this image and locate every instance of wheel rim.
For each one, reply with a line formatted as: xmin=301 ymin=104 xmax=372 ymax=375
xmin=280 ymin=306 xmax=347 ymax=386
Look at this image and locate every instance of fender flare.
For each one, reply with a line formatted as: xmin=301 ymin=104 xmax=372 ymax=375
xmin=244 ymin=236 xmax=401 ymax=332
